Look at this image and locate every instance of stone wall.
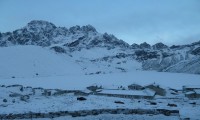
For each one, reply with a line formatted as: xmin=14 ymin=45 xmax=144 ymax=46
xmin=0 ymin=109 xmax=179 ymax=119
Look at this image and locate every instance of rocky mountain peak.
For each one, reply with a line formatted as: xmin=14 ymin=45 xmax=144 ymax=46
xmin=152 ymin=42 xmax=168 ymax=50
xmin=131 ymin=43 xmax=140 ymax=49
xmin=69 ymin=25 xmax=97 ymax=34
xmin=81 ymin=25 xmax=97 ymax=33
xmin=26 ymin=20 xmax=57 ymax=33
xmin=0 ymin=21 xmax=100 ymax=47
xmin=139 ymin=42 xmax=151 ymax=49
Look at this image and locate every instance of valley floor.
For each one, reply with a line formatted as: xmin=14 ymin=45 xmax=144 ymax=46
xmin=0 ymin=71 xmax=200 ymax=90
xmin=0 ymin=71 xmax=200 ymax=119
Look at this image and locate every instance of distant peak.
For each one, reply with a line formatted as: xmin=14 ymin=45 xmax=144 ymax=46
xmin=81 ymin=25 xmax=96 ymax=32
xmin=69 ymin=24 xmax=97 ymax=33
xmin=140 ymin=42 xmax=151 ymax=49
xmin=27 ymin=20 xmax=56 ymax=26
xmin=152 ymin=42 xmax=168 ymax=50
xmin=26 ymin=20 xmax=56 ymax=31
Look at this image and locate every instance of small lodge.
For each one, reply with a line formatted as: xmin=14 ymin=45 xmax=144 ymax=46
xmin=95 ymin=89 xmax=156 ymax=99
xmin=183 ymin=85 xmax=200 ymax=92
xmin=183 ymin=85 xmax=200 ymax=99
xmin=128 ymin=84 xmax=144 ymax=90
xmin=185 ymin=89 xmax=200 ymax=99
xmin=145 ymin=84 xmax=166 ymax=96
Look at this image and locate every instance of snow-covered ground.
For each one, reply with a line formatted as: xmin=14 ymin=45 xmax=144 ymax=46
xmin=0 ymin=70 xmax=199 ymax=90
xmin=0 ymin=84 xmax=200 ymax=119
xmin=0 ymin=70 xmax=200 ymax=119
xmin=0 ymin=45 xmax=200 ymax=120
xmin=0 ymin=45 xmax=83 ymax=79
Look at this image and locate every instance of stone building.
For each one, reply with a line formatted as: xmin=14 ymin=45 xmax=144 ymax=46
xmin=95 ymin=89 xmax=155 ymax=99
xmin=145 ymin=84 xmax=166 ymax=96
xmin=128 ymin=84 xmax=144 ymax=90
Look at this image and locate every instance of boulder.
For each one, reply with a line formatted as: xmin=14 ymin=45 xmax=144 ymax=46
xmin=77 ymin=97 xmax=87 ymax=101
xmin=20 ymin=95 xmax=30 ymax=102
xmin=114 ymin=101 xmax=124 ymax=104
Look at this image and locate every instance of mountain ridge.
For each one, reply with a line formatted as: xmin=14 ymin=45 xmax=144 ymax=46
xmin=0 ymin=20 xmax=200 ymax=75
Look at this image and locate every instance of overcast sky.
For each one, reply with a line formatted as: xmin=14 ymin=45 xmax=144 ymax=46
xmin=0 ymin=0 xmax=200 ymax=45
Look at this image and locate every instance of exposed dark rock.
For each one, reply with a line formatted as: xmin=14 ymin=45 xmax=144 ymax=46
xmin=162 ymin=52 xmax=173 ymax=58
xmin=191 ymin=47 xmax=200 ymax=55
xmin=140 ymin=42 xmax=151 ymax=49
xmin=149 ymin=101 xmax=157 ymax=105
xmin=115 ymin=67 xmax=126 ymax=72
xmin=182 ymin=118 xmax=190 ymax=120
xmin=20 ymin=86 xmax=24 ymax=92
xmin=152 ymin=42 xmax=168 ymax=50
xmin=27 ymin=20 xmax=56 ymax=30
xmin=135 ymin=50 xmax=159 ymax=60
xmin=68 ymin=40 xmax=80 ymax=47
xmin=3 ymin=99 xmax=7 ymax=103
xmin=116 ymin=53 xmax=127 ymax=58
xmin=69 ymin=25 xmax=81 ymax=34
xmin=170 ymin=45 xmax=181 ymax=49
xmin=20 ymin=95 xmax=30 ymax=102
xmin=0 ymin=85 xmax=5 ymax=87
xmin=102 ymin=33 xmax=130 ymax=48
xmin=114 ymin=101 xmax=124 ymax=104
xmin=51 ymin=46 xmax=66 ymax=53
xmin=131 ymin=43 xmax=140 ymax=49
xmin=89 ymin=37 xmax=103 ymax=46
xmin=189 ymin=102 xmax=196 ymax=105
xmin=6 ymin=84 xmax=23 ymax=88
xmin=95 ymin=71 xmax=101 ymax=74
xmin=77 ymin=97 xmax=87 ymax=101
xmin=167 ymin=103 xmax=177 ymax=107
xmin=9 ymin=93 xmax=22 ymax=97
xmin=81 ymin=25 xmax=97 ymax=33
xmin=12 ymin=99 xmax=15 ymax=103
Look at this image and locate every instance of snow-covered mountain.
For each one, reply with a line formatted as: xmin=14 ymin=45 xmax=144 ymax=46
xmin=0 ymin=20 xmax=200 ymax=77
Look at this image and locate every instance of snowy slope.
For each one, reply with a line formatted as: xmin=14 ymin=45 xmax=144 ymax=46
xmin=0 ymin=45 xmax=83 ymax=78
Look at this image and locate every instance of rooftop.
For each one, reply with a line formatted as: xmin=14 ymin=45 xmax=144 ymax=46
xmin=99 ymin=89 xmax=155 ymax=96
xmin=183 ymin=85 xmax=200 ymax=89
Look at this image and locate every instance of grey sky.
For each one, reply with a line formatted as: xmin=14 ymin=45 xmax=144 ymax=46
xmin=0 ymin=0 xmax=200 ymax=45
